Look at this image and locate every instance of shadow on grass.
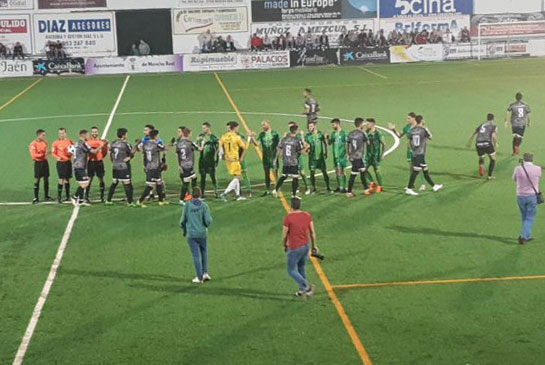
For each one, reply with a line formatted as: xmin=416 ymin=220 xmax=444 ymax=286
xmin=387 ymin=225 xmax=517 ymax=245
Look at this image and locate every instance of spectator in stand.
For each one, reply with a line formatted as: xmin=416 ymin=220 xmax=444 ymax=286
xmin=56 ymin=42 xmax=67 ymax=59
xmin=460 ymin=27 xmax=471 ymax=42
xmin=376 ymin=30 xmax=387 ymax=47
xmin=198 ymin=30 xmax=213 ymax=53
xmin=304 ymin=32 xmax=314 ymax=49
xmin=286 ymin=32 xmax=294 ymax=49
xmin=225 ymin=35 xmax=236 ymax=52
xmin=0 ymin=43 xmax=7 ymax=59
xmin=415 ymin=30 xmax=428 ymax=44
xmin=319 ymin=31 xmax=329 ymax=49
xmin=443 ymin=28 xmax=454 ymax=44
xmin=367 ymin=29 xmax=375 ymax=46
xmin=250 ymin=33 xmax=263 ymax=51
xmin=295 ymin=33 xmax=304 ymax=49
xmin=138 ymin=40 xmax=150 ymax=56
xmin=275 ymin=34 xmax=287 ymax=50
xmin=130 ymin=43 xmax=139 ymax=56
xmin=13 ymin=42 xmax=24 ymax=59
xmin=262 ymin=34 xmax=272 ymax=50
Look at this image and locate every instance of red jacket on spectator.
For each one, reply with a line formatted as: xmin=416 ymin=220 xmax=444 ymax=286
xmin=251 ymin=35 xmax=263 ymax=50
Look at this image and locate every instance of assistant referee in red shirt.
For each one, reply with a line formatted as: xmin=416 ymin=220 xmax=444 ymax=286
xmin=282 ymin=198 xmax=318 ymax=297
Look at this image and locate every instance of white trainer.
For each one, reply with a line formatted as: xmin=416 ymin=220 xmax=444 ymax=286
xmin=272 ymin=190 xmax=278 ymax=198
xmin=192 ymin=277 xmax=203 ymax=284
xmin=203 ymin=273 xmax=211 ymax=281
xmin=305 ymin=189 xmax=312 ymax=195
xmin=405 ymin=188 xmax=419 ymax=196
xmin=419 ymin=184 xmax=427 ymax=191
xmin=432 ymin=184 xmax=443 ymax=192
xmin=236 ymin=196 xmax=247 ymax=201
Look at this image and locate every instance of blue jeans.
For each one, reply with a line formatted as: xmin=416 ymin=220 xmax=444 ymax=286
xmin=286 ymin=244 xmax=310 ymax=290
xmin=187 ymin=237 xmax=208 ymax=280
xmin=517 ymin=195 xmax=538 ymax=240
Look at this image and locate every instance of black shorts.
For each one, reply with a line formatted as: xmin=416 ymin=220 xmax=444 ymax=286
xmin=88 ymin=160 xmax=105 ymax=178
xmin=512 ymin=125 xmax=526 ymax=138
xmin=180 ymin=168 xmax=197 ymax=182
xmin=476 ymin=144 xmax=495 ymax=157
xmin=350 ymin=158 xmax=367 ymax=175
xmin=411 ymin=155 xmax=427 ymax=170
xmin=74 ymin=168 xmax=89 ymax=182
xmin=145 ymin=168 xmax=162 ymax=183
xmin=113 ymin=168 xmax=131 ymax=181
xmin=56 ymin=161 xmax=72 ymax=180
xmin=34 ymin=160 xmax=50 ymax=179
xmin=282 ymin=165 xmax=299 ymax=178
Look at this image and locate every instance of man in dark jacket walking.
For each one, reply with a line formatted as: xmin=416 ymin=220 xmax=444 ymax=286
xmin=181 ymin=188 xmax=213 ymax=283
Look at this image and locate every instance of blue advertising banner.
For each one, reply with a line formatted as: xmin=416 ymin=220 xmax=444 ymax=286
xmin=380 ymin=0 xmax=473 ymax=18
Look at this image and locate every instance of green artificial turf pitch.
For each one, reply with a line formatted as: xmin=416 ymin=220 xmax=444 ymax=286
xmin=1 ymin=58 xmax=545 ymax=364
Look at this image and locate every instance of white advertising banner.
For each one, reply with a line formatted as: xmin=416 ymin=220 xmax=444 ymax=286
xmin=380 ymin=14 xmax=470 ymax=34
xmin=85 ymin=55 xmax=183 ymax=75
xmin=183 ymin=50 xmax=289 ymax=72
xmin=0 ymin=59 xmax=33 ymax=77
xmin=177 ymin=0 xmax=248 ymax=8
xmin=390 ymin=44 xmax=444 ymax=63
xmin=0 ymin=15 xmax=32 ymax=53
xmin=33 ymin=12 xmax=117 ymax=57
xmin=172 ymin=7 xmax=248 ymax=34
xmin=252 ymin=19 xmax=375 ymax=45
xmin=443 ymin=42 xmax=506 ymax=60
xmin=0 ymin=0 xmax=33 ymax=10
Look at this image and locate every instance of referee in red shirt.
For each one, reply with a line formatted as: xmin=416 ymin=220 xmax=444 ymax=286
xmin=282 ymin=198 xmax=317 ymax=297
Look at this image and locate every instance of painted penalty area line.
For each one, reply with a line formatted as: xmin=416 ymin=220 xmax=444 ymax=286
xmin=332 ymin=274 xmax=545 ymax=290
xmin=12 ymin=75 xmax=130 ymax=365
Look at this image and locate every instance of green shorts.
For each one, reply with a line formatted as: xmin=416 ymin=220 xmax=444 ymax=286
xmin=199 ymin=162 xmax=216 ymax=175
xmin=365 ymin=154 xmax=382 ymax=168
xmin=309 ymin=157 xmax=326 ymax=171
xmin=298 ymin=156 xmax=304 ymax=171
xmin=334 ymin=157 xmax=347 ymax=169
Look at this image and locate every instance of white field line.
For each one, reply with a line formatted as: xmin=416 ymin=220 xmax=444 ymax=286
xmin=0 ymin=112 xmax=400 ymax=205
xmin=12 ymin=76 xmax=131 ymax=365
xmin=358 ymin=66 xmax=388 ymax=79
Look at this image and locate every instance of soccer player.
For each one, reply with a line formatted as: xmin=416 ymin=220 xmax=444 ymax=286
xmin=85 ymin=126 xmax=108 ymax=203
xmin=389 ymin=112 xmax=426 ymax=191
xmin=287 ymin=121 xmax=311 ymax=195
xmin=346 ymin=118 xmax=369 ymax=198
xmin=305 ymin=121 xmax=331 ymax=193
xmin=176 ymin=126 xmax=199 ymax=205
xmin=137 ymin=129 xmax=168 ymax=206
xmin=505 ymin=92 xmax=531 ymax=156
xmin=29 ymin=129 xmax=52 ymax=203
xmin=251 ymin=120 xmax=280 ymax=196
xmin=405 ymin=116 xmax=443 ymax=196
xmin=137 ymin=124 xmax=163 ymax=201
xmin=219 ymin=121 xmax=247 ymax=201
xmin=327 ymin=118 xmax=348 ymax=193
xmin=467 ymin=113 xmax=498 ymax=180
xmin=273 ymin=124 xmax=305 ymax=199
xmin=237 ymin=130 xmax=253 ymax=198
xmin=196 ymin=122 xmax=219 ymax=199
xmin=51 ymin=127 xmax=74 ymax=203
xmin=106 ymin=128 xmax=135 ymax=206
xmin=71 ymin=130 xmax=104 ymax=206
xmin=303 ymin=88 xmax=320 ymax=126
xmin=365 ymin=118 xmax=386 ymax=194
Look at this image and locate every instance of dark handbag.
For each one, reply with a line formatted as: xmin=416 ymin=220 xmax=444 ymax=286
xmin=521 ymin=163 xmax=544 ymax=204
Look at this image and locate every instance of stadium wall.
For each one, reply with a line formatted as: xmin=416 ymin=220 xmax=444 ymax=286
xmin=2 ymin=0 xmax=545 ymax=78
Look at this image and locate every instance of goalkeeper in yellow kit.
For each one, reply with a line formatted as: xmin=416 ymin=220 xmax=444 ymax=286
xmin=219 ymin=121 xmax=247 ymax=201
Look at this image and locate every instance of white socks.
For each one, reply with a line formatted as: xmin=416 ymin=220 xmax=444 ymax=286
xmin=224 ymin=178 xmax=240 ymax=195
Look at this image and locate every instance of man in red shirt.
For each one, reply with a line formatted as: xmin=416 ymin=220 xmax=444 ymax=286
xmin=29 ymin=129 xmax=52 ymax=204
xmin=86 ymin=126 xmax=109 ymax=203
xmin=282 ymin=198 xmax=318 ymax=297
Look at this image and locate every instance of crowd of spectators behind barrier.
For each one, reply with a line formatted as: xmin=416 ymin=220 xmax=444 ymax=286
xmin=198 ymin=30 xmax=237 ymax=53
xmin=249 ymin=26 xmax=472 ymax=51
xmin=45 ymin=41 xmax=68 ymax=60
xmin=0 ymin=42 xmax=25 ymax=59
